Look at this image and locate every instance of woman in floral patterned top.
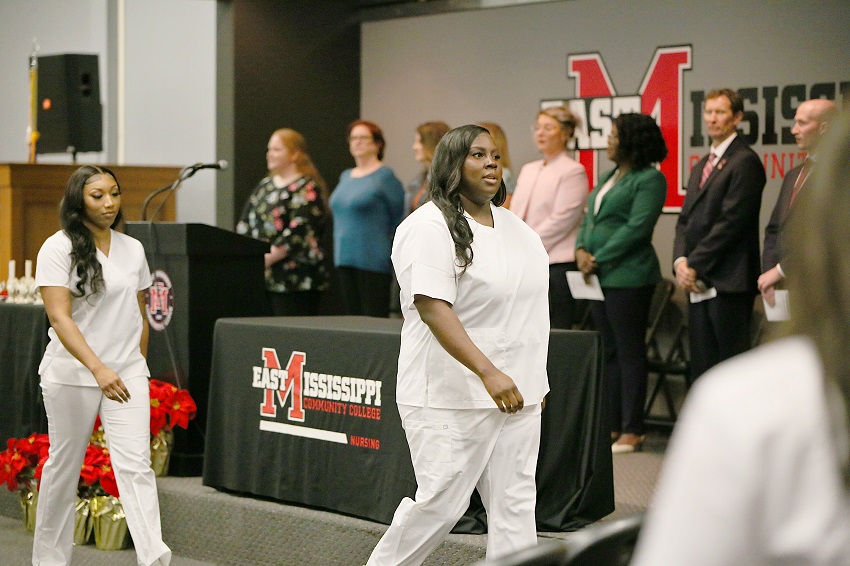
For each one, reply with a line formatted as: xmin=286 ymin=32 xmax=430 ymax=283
xmin=236 ymin=128 xmax=328 ymax=316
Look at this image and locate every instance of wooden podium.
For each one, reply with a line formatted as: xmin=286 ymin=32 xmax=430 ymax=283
xmin=0 ymin=163 xmax=180 ymax=280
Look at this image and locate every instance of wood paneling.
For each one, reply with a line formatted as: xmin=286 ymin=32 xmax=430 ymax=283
xmin=0 ymin=163 xmax=179 ymax=280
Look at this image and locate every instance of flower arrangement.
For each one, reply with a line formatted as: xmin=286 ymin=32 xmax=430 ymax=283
xmin=0 ymin=433 xmax=48 ymax=492
xmin=149 ymin=378 xmax=197 ymax=436
xmin=1 ymin=379 xmax=196 ymax=548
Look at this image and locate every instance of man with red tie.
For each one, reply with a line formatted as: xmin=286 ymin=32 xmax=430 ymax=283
xmin=673 ymin=88 xmax=767 ymax=380
xmin=758 ymin=99 xmax=838 ymax=307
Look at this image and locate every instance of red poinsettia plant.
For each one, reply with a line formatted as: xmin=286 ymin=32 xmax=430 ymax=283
xmin=0 ymin=433 xmax=49 ymax=492
xmin=76 ymin=443 xmax=120 ymax=498
xmin=3 ymin=380 xmax=196 ymax=497
xmin=149 ymin=379 xmax=197 ymax=436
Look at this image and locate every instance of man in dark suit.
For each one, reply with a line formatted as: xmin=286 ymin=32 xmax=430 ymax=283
xmin=673 ymin=88 xmax=766 ymax=380
xmin=758 ymin=98 xmax=837 ymax=306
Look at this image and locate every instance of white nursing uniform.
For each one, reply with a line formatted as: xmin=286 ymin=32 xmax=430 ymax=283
xmin=367 ymin=202 xmax=550 ymax=565
xmin=33 ymin=230 xmax=171 ymax=566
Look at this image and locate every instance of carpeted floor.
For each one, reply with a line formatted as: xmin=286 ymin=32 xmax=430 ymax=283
xmin=0 ymin=430 xmax=668 ymax=565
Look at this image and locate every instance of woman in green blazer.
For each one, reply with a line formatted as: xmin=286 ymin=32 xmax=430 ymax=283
xmin=575 ymin=113 xmax=668 ymax=454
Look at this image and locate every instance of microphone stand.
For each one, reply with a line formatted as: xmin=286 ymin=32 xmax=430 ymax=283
xmin=140 ymin=164 xmax=195 ymax=222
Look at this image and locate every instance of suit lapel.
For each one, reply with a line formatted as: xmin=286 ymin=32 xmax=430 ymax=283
xmin=684 ymin=138 xmax=743 ymax=212
xmin=591 ymin=169 xmax=618 ymax=220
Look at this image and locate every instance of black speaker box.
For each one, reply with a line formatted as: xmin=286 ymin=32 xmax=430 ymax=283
xmin=37 ymin=53 xmax=103 ymax=154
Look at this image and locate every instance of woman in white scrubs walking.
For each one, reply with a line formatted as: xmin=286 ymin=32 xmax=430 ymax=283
xmin=366 ymin=125 xmax=551 ymax=565
xmin=33 ymin=166 xmax=171 ymax=566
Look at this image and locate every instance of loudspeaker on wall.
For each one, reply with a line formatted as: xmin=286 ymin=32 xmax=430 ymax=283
xmin=37 ymin=53 xmax=103 ymax=155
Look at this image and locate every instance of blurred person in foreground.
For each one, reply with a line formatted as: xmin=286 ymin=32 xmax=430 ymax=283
xmin=632 ymin=110 xmax=850 ymax=566
xmin=510 ymin=106 xmax=588 ymax=329
xmin=236 ymin=128 xmax=329 ymax=316
xmin=575 ymin=113 xmax=668 ymax=454
xmin=366 ymin=125 xmax=550 ymax=565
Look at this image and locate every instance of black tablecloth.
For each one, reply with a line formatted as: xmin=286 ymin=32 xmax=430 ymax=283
xmin=0 ymin=303 xmax=50 ymax=441
xmin=203 ymin=316 xmax=613 ymax=532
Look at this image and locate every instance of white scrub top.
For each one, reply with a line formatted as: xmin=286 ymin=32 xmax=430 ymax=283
xmin=36 ymin=230 xmax=152 ymax=386
xmin=392 ymin=202 xmax=550 ymax=409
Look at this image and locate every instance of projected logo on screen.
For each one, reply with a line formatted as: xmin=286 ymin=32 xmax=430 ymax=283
xmin=146 ymin=270 xmax=174 ymax=332
xmin=252 ymin=347 xmax=383 ymax=448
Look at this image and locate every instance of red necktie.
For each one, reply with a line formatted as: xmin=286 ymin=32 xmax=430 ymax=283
xmin=789 ymin=158 xmax=811 ymax=207
xmin=699 ymin=153 xmax=717 ymax=189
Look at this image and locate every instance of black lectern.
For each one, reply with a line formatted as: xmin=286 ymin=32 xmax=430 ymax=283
xmin=126 ymin=222 xmax=269 ymax=475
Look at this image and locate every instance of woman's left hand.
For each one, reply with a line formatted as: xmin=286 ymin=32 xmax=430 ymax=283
xmin=576 ymin=248 xmax=598 ymax=276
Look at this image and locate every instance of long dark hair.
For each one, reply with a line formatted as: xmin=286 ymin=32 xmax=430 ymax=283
xmin=428 ymin=125 xmax=506 ymax=273
xmin=59 ymin=165 xmax=124 ymax=297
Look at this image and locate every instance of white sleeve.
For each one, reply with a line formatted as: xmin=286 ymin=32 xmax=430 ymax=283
xmin=631 ymin=375 xmax=760 ymax=566
xmin=135 ymin=240 xmax=152 ymax=292
xmin=392 ymin=215 xmax=457 ymax=310
xmin=35 ymin=234 xmax=73 ymax=289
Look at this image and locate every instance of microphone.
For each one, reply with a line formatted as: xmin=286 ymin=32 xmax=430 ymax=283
xmin=189 ymin=160 xmax=229 ymax=172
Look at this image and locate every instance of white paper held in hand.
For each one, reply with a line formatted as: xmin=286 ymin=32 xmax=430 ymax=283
xmin=566 ymin=271 xmax=604 ymax=301
xmin=763 ymin=290 xmax=791 ymax=321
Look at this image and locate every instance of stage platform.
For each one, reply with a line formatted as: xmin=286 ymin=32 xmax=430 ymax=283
xmin=0 ymin=436 xmax=665 ymax=565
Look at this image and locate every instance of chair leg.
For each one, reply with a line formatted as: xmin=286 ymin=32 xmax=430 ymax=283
xmin=660 ymin=372 xmax=678 ymax=420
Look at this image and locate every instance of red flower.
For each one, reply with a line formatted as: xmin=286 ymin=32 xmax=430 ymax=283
xmin=149 ymin=379 xmax=196 ymax=431
xmin=1 ymin=434 xmax=47 ymax=492
xmin=149 ymin=379 xmax=174 ymax=435
xmin=79 ymin=444 xmax=119 ymax=498
xmin=98 ymin=463 xmax=120 ymax=498
xmin=168 ymin=389 xmax=197 ymax=430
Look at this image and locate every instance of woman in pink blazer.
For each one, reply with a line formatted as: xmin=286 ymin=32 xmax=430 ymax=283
xmin=510 ymin=106 xmax=588 ymax=328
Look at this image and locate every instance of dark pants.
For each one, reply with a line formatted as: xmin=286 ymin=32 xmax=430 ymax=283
xmin=268 ymin=290 xmax=322 ymax=317
xmin=549 ymin=262 xmax=577 ymax=330
xmin=591 ymin=286 xmax=654 ymax=435
xmin=337 ymin=266 xmax=391 ymax=317
xmin=688 ymin=292 xmax=754 ymax=380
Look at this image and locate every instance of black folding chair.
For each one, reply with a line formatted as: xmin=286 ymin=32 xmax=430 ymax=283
xmin=644 ymin=279 xmax=691 ymax=427
xmin=561 ymin=513 xmax=644 ymax=566
xmin=477 ymin=514 xmax=644 ymax=566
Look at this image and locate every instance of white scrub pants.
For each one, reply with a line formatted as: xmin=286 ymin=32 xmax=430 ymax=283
xmin=32 ymin=376 xmax=171 ymax=566
xmin=367 ymin=403 xmax=542 ymax=566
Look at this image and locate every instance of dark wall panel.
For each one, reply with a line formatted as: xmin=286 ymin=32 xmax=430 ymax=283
xmin=232 ymin=0 xmax=360 ymax=222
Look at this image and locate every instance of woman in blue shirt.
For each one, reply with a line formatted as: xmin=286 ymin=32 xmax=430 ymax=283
xmin=330 ymin=120 xmax=404 ymax=317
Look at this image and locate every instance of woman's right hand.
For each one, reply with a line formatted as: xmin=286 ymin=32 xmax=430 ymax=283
xmin=93 ymin=366 xmax=131 ymax=403
xmin=264 ymin=244 xmax=288 ymax=268
xmin=480 ymin=368 xmax=524 ymax=414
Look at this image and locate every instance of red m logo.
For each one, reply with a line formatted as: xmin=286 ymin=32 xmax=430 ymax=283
xmin=259 ymin=348 xmax=305 ymax=422
xmin=566 ymin=46 xmax=692 ymax=211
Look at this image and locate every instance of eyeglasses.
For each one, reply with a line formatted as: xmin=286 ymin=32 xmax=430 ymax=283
xmin=349 ymin=135 xmax=373 ymax=142
xmin=531 ymin=124 xmax=561 ymax=134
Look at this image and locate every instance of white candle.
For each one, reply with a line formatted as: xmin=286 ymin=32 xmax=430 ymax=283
xmin=8 ymin=260 xmax=15 ymax=280
xmin=24 ymin=259 xmax=32 ymax=279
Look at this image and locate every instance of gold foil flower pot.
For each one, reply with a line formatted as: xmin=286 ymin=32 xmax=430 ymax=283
xmin=150 ymin=428 xmax=174 ymax=477
xmin=19 ymin=480 xmax=38 ymax=532
xmin=91 ymin=495 xmax=130 ymax=550
xmin=73 ymin=497 xmax=93 ymax=545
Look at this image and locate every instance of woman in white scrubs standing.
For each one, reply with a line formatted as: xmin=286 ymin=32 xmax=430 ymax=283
xmin=366 ymin=125 xmax=551 ymax=565
xmin=33 ymin=166 xmax=171 ymax=566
